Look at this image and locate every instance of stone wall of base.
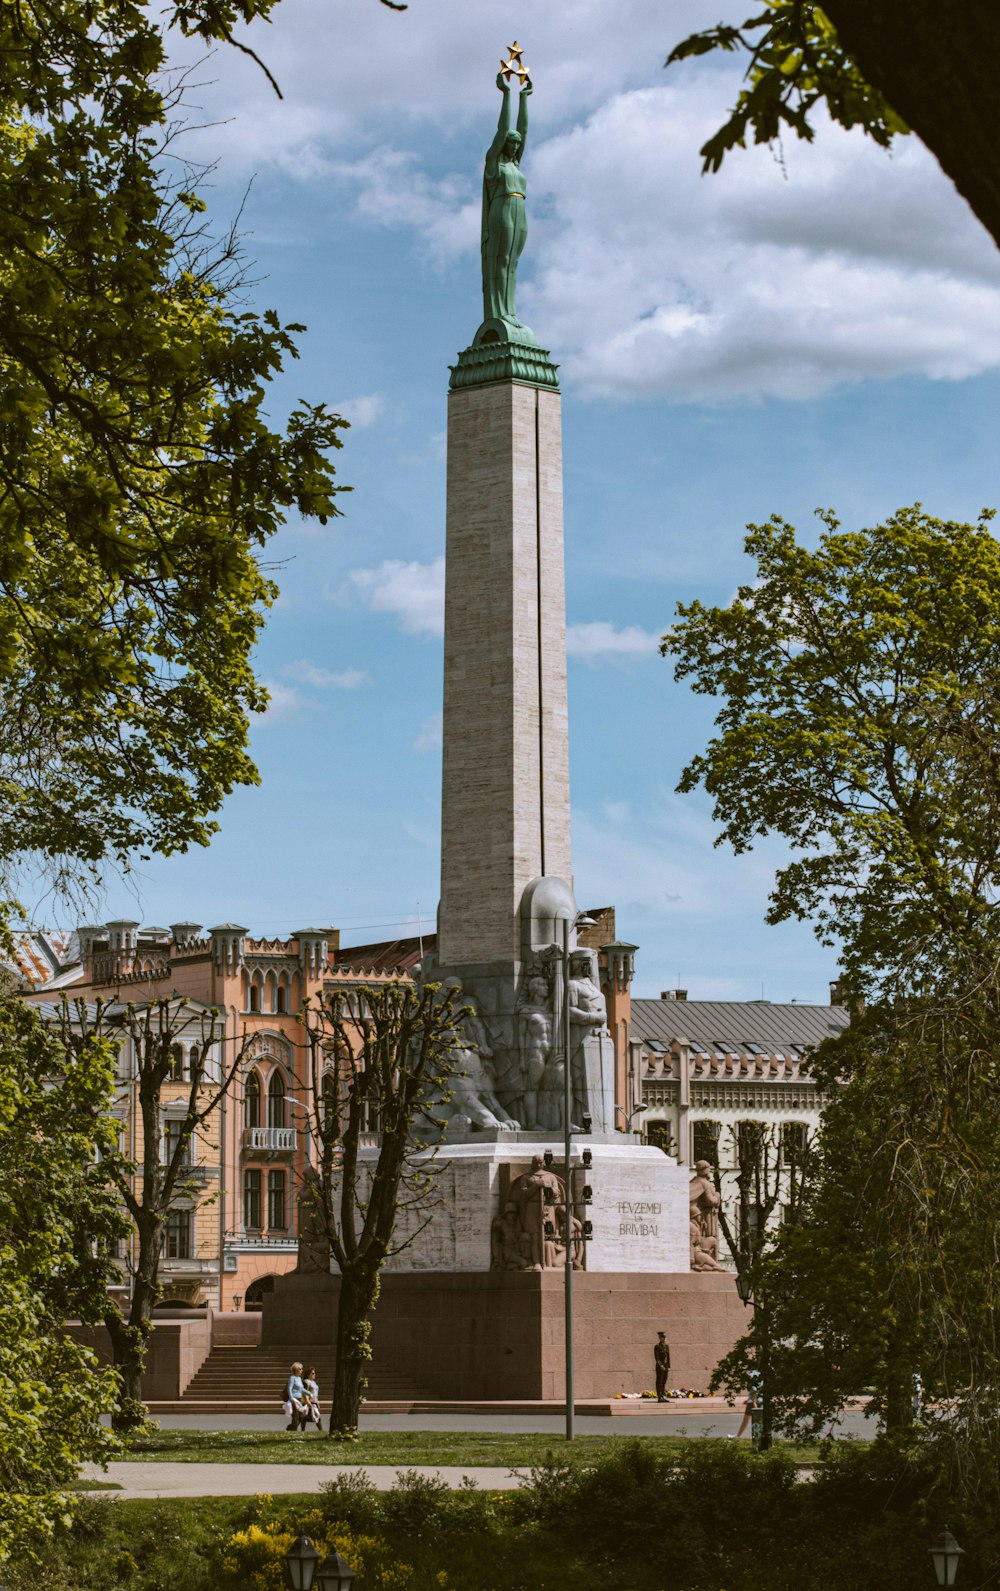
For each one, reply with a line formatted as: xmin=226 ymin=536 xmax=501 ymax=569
xmin=263 ymin=1270 xmax=745 ymax=1399
xmin=67 ymin=1308 xmax=259 ymax=1398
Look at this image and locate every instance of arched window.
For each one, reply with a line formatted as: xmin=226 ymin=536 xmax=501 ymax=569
xmin=267 ymin=1071 xmax=286 ymax=1129
xmin=169 ymin=1043 xmax=185 ymax=1082
xmin=244 ymin=1071 xmax=261 ymax=1130
xmin=249 ymin=975 xmax=261 ymax=1013
xmin=188 ymin=1044 xmax=201 ymax=1078
xmin=265 ymin=972 xmax=277 ymax=1014
xmin=275 ymin=979 xmax=287 ymax=1015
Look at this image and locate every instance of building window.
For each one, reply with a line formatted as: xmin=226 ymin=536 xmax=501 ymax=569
xmin=188 ymin=1044 xmax=201 ymax=1077
xmin=163 ymin=1210 xmax=191 ymax=1259
xmin=244 ymin=1168 xmax=262 ymax=1230
xmin=249 ymin=979 xmax=260 ymax=1013
xmin=267 ymin=1072 xmax=286 ymax=1129
xmin=244 ymin=1072 xmax=261 ymax=1130
xmin=645 ymin=1119 xmax=674 ymax=1157
xmin=276 ymin=982 xmax=287 ymax=1014
xmin=268 ymin=1169 xmax=287 ymax=1231
xmin=162 ymin=1119 xmax=191 ymax=1168
xmin=168 ymin=1043 xmax=185 ymax=1082
xmin=692 ymin=1119 xmax=721 ymax=1166
xmin=781 ymin=1121 xmax=809 ymax=1160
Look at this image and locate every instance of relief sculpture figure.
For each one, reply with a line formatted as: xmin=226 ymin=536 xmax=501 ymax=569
xmin=515 ymin=972 xmax=553 ymax=1129
xmin=481 ymin=71 xmax=532 ymax=330
xmin=439 ymin=983 xmax=520 ymax=1136
xmin=689 ymin=1158 xmax=727 ymax=1272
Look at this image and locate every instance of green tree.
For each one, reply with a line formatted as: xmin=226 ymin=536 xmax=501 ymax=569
xmin=0 ymin=0 xmax=348 ymax=921
xmin=300 ymin=982 xmax=462 ymax=1435
xmin=666 ymin=2 xmax=1000 ymax=251
xmin=665 ymin=504 xmax=1000 ymax=997
xmin=0 ymin=987 xmax=123 ymax=1563
xmin=713 ymin=1002 xmax=1000 ymax=1499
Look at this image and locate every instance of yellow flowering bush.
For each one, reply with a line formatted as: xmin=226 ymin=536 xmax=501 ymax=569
xmin=222 ymin=1509 xmax=414 ymax=1589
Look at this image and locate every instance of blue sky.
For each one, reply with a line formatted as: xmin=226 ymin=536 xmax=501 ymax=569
xmin=77 ymin=0 xmax=1000 ymax=1000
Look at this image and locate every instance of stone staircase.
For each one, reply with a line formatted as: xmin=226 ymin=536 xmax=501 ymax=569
xmin=147 ymin=1344 xmax=434 ymax=1413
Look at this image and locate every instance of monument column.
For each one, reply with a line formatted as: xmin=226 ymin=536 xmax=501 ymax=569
xmin=439 ymin=369 xmax=570 ymax=965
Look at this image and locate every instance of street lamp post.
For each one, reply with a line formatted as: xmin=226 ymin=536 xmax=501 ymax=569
xmin=733 ymin=1272 xmax=766 ymax=1449
xmin=615 ymin=1103 xmax=647 ymax=1133
xmin=283 ymin=1536 xmax=355 ymax=1591
xmin=929 ymin=1530 xmax=965 ymax=1586
xmin=560 ymin=912 xmax=595 ymax=1445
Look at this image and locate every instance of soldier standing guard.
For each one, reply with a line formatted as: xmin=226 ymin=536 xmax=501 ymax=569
xmin=654 ymin=1331 xmax=671 ymax=1402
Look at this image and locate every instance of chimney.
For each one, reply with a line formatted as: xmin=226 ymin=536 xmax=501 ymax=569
xmin=660 ymin=988 xmax=687 ymax=1001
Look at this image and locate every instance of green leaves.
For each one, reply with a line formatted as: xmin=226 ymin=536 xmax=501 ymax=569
xmin=0 ymin=991 xmax=124 ymax=1562
xmin=666 ymin=505 xmax=1000 ymax=993
xmin=666 ymin=2 xmax=907 ymax=174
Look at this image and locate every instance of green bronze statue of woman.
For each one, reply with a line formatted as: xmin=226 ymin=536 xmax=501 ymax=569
xmin=481 ymin=71 xmax=532 ymax=334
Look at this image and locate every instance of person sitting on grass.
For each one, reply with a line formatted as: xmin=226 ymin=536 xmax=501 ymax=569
xmin=303 ymin=1366 xmax=323 ymax=1432
xmin=285 ymin=1361 xmax=308 ymax=1431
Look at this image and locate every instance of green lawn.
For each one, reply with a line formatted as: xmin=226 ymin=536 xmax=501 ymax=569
xmin=123 ymin=1426 xmax=822 ymax=1466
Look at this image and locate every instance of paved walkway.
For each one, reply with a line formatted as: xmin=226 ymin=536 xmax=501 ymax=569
xmin=138 ymin=1408 xmax=875 ymax=1439
xmin=80 ymin=1461 xmax=524 ymax=1498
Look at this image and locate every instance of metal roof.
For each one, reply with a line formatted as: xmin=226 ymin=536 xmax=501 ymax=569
xmin=631 ymin=998 xmax=850 ymax=1055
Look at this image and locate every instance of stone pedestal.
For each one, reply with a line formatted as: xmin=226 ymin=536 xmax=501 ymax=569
xmin=338 ymin=1138 xmax=689 ymax=1276
xmin=264 ymin=1269 xmax=745 ymax=1400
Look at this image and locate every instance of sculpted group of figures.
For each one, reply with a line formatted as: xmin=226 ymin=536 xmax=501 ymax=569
xmin=433 ymin=951 xmax=606 ymax=1137
xmin=688 ymin=1158 xmax=727 ymax=1272
xmin=490 ymin=1155 xmax=585 ymax=1272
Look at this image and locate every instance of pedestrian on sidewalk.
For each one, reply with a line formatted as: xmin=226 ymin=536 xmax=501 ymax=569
xmin=283 ymin=1361 xmax=308 ymax=1431
xmin=303 ymin=1366 xmax=323 ymax=1431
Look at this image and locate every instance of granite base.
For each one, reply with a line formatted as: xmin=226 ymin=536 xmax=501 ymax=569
xmin=262 ymin=1269 xmax=745 ymax=1400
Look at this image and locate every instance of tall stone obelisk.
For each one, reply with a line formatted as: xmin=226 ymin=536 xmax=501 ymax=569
xmin=428 ymin=56 xmax=621 ymax=1134
xmin=439 ymin=357 xmax=570 ymax=964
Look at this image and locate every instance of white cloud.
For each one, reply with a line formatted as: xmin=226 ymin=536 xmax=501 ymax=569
xmin=524 ymin=82 xmax=1000 ymax=401
xmin=349 ymin=557 xmax=445 ymax=637
xmin=411 ymin=714 xmax=443 ymax=752
xmin=284 ymin=660 xmax=371 ymax=689
xmin=332 ymin=393 xmax=385 ymax=429
xmin=567 ymin=621 xmax=660 ymax=662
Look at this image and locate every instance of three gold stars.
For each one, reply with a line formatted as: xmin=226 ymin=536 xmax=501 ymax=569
xmin=500 ymin=41 xmax=530 ymax=85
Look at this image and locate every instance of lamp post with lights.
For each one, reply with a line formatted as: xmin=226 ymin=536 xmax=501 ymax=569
xmin=556 ymin=911 xmax=597 ymax=1443
xmin=283 ymin=1535 xmax=355 ymax=1591
xmin=929 ymin=1529 xmax=965 ymax=1586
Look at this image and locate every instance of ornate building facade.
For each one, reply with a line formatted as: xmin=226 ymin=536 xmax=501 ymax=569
xmin=630 ymin=990 xmax=850 ymax=1267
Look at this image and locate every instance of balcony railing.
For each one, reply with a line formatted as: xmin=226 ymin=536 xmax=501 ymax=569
xmin=242 ymin=1126 xmax=296 ymax=1152
xmin=224 ymin=1229 xmax=298 ymax=1251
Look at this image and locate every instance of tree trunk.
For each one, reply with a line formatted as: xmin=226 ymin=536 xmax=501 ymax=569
xmin=884 ymin=1349 xmax=915 ymax=1431
xmin=105 ymin=1230 xmax=160 ymax=1433
xmin=822 ymin=0 xmax=1000 ymax=252
xmin=329 ymin=1264 xmax=379 ymax=1435
xmin=103 ymin=1310 xmax=150 ymax=1434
